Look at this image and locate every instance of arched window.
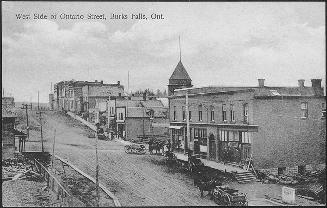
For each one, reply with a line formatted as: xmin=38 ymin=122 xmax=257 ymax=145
xmin=210 ymin=105 xmax=215 ymax=121
xmin=198 ymin=105 xmax=203 ymax=121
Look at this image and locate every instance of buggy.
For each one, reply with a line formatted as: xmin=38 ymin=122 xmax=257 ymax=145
xmin=212 ymin=185 xmax=248 ymax=206
xmin=124 ymin=144 xmax=146 ymax=155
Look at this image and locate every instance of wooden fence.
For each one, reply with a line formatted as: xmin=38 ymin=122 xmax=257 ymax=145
xmin=33 ymin=158 xmax=84 ymax=207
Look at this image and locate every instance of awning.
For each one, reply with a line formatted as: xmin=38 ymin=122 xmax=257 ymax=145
xmin=169 ymin=126 xmax=183 ymax=129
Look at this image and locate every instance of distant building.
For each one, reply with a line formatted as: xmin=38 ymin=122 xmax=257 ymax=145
xmin=167 ymin=60 xmax=193 ymax=96
xmin=108 ymin=95 xmax=169 ymax=141
xmin=54 ymin=80 xmax=124 ymax=122
xmin=2 ymin=106 xmax=17 ymax=160
xmin=49 ymin=93 xmax=54 ymax=110
xmin=168 ymin=62 xmax=326 ymax=174
xmin=2 ymin=97 xmax=15 ymax=108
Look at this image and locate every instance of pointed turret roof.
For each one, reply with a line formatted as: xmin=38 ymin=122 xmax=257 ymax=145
xmin=169 ymin=61 xmax=192 ymax=80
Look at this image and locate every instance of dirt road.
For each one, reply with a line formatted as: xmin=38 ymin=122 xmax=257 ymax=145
xmin=25 ymin=111 xmax=217 ymax=206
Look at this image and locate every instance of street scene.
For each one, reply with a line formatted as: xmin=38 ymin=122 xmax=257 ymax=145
xmin=2 ymin=2 xmax=326 ymax=207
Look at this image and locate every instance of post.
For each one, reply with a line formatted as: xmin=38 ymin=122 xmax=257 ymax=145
xmin=21 ymin=104 xmax=31 ymax=140
xmin=38 ymin=91 xmax=40 ymax=111
xmin=95 ymin=124 xmax=100 ymax=207
xmin=36 ymin=111 xmax=44 ymax=152
xmin=185 ymin=91 xmax=190 ymax=155
xmin=142 ymin=108 xmax=145 ymax=139
xmin=52 ymin=129 xmax=56 ymax=168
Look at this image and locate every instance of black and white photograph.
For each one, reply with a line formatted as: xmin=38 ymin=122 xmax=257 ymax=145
xmin=2 ymin=1 xmax=326 ymax=206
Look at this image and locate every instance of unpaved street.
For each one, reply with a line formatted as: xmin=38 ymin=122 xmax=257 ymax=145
xmin=27 ymin=111 xmax=217 ymax=206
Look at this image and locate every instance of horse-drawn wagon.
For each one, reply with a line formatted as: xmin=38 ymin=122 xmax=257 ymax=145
xmin=124 ymin=144 xmax=146 ymax=155
xmin=212 ymin=185 xmax=248 ymax=206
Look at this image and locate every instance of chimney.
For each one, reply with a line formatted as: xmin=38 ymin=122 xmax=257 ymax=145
xmin=311 ymin=79 xmax=323 ymax=96
xmin=298 ymin=79 xmax=305 ymax=88
xmin=143 ymin=92 xmax=146 ymax=101
xmin=258 ymin=79 xmax=265 ymax=88
xmin=117 ymin=81 xmax=120 ymax=85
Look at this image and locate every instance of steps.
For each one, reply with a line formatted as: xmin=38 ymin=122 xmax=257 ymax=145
xmin=235 ymin=171 xmax=256 ymax=183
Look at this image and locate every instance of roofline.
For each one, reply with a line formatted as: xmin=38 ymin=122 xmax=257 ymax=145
xmin=254 ymin=95 xmax=326 ymax=99
xmin=170 ymin=89 xmax=255 ymax=98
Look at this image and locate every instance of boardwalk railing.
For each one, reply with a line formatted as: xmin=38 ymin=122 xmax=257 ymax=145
xmin=54 ymin=154 xmax=121 ymax=207
xmin=33 ymin=158 xmax=84 ymax=207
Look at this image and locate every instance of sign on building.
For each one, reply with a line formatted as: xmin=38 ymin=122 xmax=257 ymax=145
xmin=282 ymin=186 xmax=295 ymax=204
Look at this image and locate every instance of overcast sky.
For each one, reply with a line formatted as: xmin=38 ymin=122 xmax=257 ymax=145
xmin=2 ymin=2 xmax=325 ymax=103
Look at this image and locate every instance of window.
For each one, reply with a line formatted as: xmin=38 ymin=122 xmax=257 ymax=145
xmin=243 ymin=103 xmax=249 ymax=123
xmin=322 ymin=103 xmax=326 ymax=119
xmin=241 ymin=132 xmax=252 ymax=144
xmin=210 ymin=106 xmax=214 ymax=121
xmin=182 ymin=106 xmax=186 ymax=121
xmin=198 ymin=105 xmax=203 ymax=121
xmin=189 ymin=111 xmax=192 ymax=120
xmin=301 ymin=102 xmax=308 ymax=118
xmin=230 ymin=104 xmax=235 ymax=122
xmin=222 ymin=104 xmax=227 ymax=121
xmin=219 ymin=130 xmax=228 ymax=142
xmin=173 ymin=106 xmax=176 ymax=121
xmin=119 ymin=112 xmax=124 ymax=120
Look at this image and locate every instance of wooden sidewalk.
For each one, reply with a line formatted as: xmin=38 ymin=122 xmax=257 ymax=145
xmin=174 ymin=152 xmax=247 ymax=174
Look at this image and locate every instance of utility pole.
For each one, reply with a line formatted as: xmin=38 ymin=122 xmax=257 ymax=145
xmin=143 ymin=108 xmax=145 ymax=139
xmin=185 ymin=91 xmax=190 ymax=155
xmin=21 ymin=104 xmax=32 ymax=140
xmin=36 ymin=111 xmax=44 ymax=152
xmin=95 ymin=123 xmax=100 ymax=207
xmin=52 ymin=129 xmax=56 ymax=168
xmin=38 ymin=91 xmax=40 ymax=111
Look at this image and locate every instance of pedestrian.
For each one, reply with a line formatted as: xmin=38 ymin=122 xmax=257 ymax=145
xmin=167 ymin=140 xmax=171 ymax=152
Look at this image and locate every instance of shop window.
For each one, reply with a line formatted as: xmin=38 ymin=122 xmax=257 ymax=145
xmin=298 ymin=165 xmax=306 ymax=175
xmin=322 ymin=103 xmax=326 ymax=119
xmin=278 ymin=167 xmax=286 ymax=175
xmin=222 ymin=104 xmax=227 ymax=121
xmin=230 ymin=104 xmax=235 ymax=122
xmin=173 ymin=106 xmax=176 ymax=121
xmin=301 ymin=102 xmax=308 ymax=118
xmin=243 ymin=103 xmax=249 ymax=123
xmin=219 ymin=130 xmax=228 ymax=142
xmin=241 ymin=132 xmax=252 ymax=144
xmin=182 ymin=106 xmax=186 ymax=121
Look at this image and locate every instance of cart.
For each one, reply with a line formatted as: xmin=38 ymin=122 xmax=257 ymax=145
xmin=124 ymin=144 xmax=146 ymax=155
xmin=212 ymin=185 xmax=248 ymax=206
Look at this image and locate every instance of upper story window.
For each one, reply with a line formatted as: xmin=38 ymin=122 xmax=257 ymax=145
xmin=210 ymin=106 xmax=215 ymax=121
xmin=301 ymin=102 xmax=308 ymax=118
xmin=198 ymin=105 xmax=203 ymax=121
xmin=119 ymin=112 xmax=124 ymax=120
xmin=222 ymin=104 xmax=227 ymax=122
xmin=189 ymin=111 xmax=192 ymax=121
xmin=230 ymin=104 xmax=235 ymax=122
xmin=173 ymin=106 xmax=176 ymax=121
xmin=243 ymin=103 xmax=249 ymax=123
xmin=182 ymin=106 xmax=186 ymax=121
xmin=322 ymin=103 xmax=326 ymax=119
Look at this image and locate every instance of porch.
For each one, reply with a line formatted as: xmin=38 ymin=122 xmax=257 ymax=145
xmin=174 ymin=152 xmax=248 ymax=174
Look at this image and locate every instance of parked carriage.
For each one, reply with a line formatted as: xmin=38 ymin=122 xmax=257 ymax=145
xmin=124 ymin=144 xmax=146 ymax=155
xmin=212 ymin=185 xmax=248 ymax=206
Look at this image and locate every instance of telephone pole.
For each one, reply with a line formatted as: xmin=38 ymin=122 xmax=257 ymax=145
xmin=38 ymin=91 xmax=40 ymax=111
xmin=52 ymin=129 xmax=56 ymax=168
xmin=21 ymin=104 xmax=32 ymax=140
xmin=36 ymin=111 xmax=44 ymax=152
xmin=95 ymin=123 xmax=100 ymax=207
xmin=185 ymin=91 xmax=190 ymax=154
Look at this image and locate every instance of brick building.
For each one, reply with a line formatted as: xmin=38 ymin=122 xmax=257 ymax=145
xmin=168 ymin=61 xmax=326 ymax=173
xmin=54 ymin=80 xmax=124 ymax=120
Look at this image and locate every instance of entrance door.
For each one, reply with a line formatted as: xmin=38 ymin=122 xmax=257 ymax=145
xmin=209 ymin=134 xmax=216 ymax=160
xmin=241 ymin=144 xmax=251 ymax=161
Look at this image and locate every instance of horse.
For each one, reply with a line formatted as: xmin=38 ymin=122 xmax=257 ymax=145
xmin=196 ymin=176 xmax=223 ymax=197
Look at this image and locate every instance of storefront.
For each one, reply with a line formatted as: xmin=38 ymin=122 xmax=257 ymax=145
xmin=218 ymin=130 xmax=253 ymax=164
xmin=170 ymin=126 xmax=184 ymax=152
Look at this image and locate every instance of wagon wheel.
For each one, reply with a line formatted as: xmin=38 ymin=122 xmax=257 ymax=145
xmin=222 ymin=193 xmax=231 ymax=206
xmin=124 ymin=146 xmax=130 ymax=153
